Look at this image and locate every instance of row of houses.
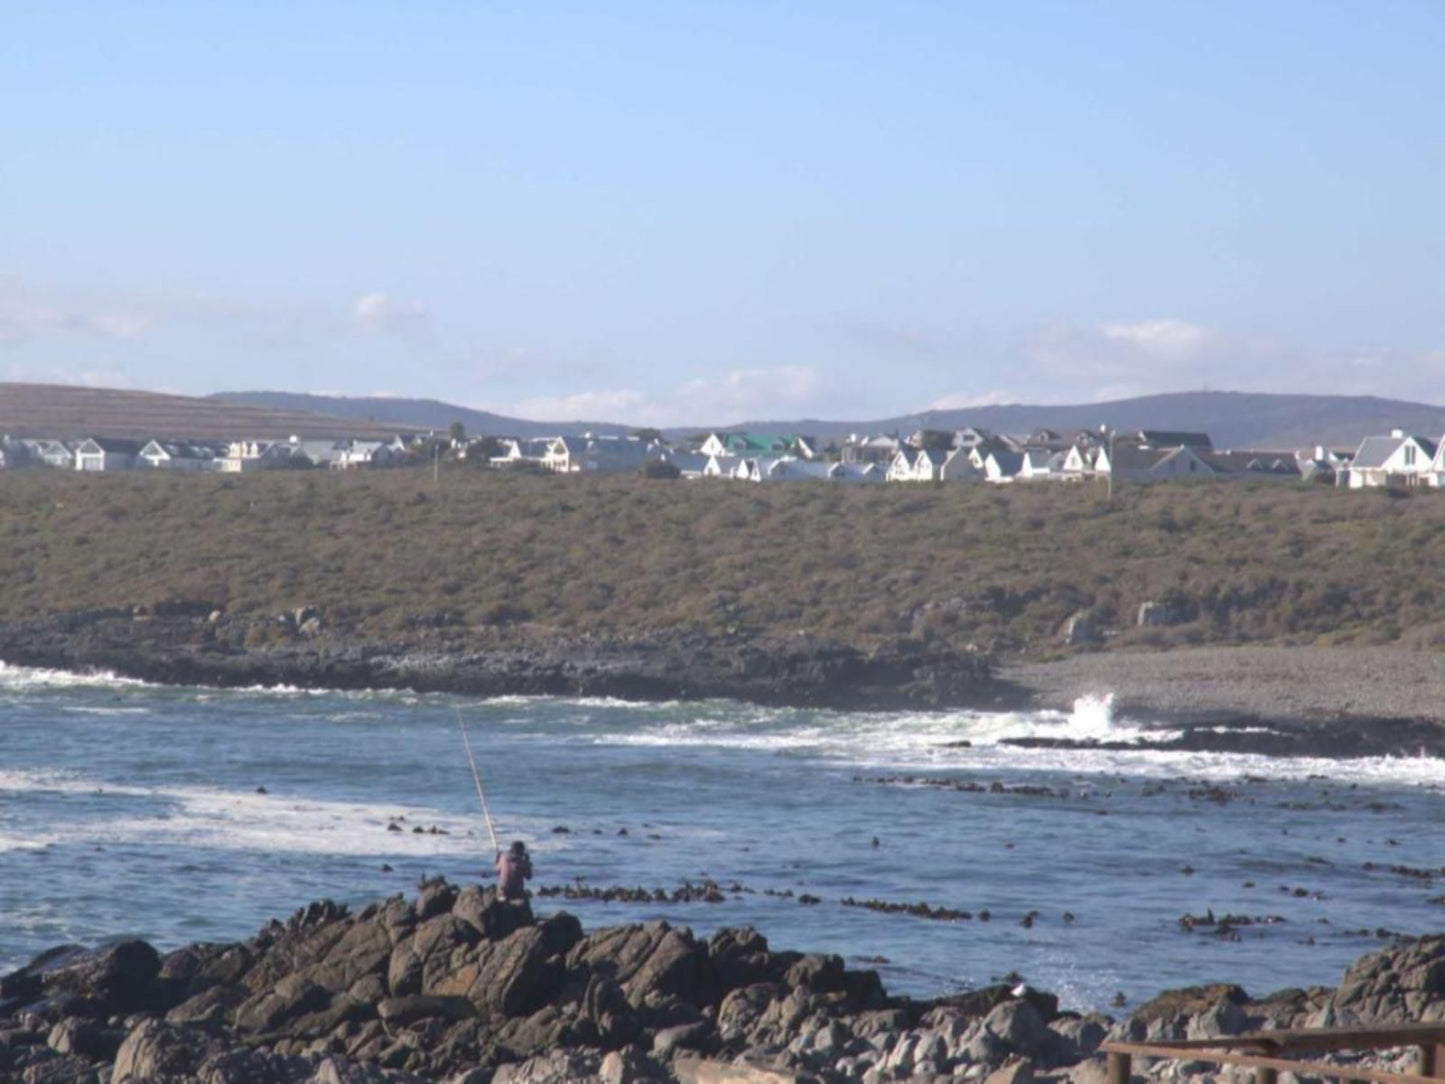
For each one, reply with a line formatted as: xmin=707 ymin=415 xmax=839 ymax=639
xmin=4 ymin=424 xmax=1441 ymax=490
xmin=0 ymin=435 xmax=432 ymax=472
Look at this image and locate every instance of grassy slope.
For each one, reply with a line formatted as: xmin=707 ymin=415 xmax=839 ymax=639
xmin=2 ymin=469 xmax=1443 ymax=656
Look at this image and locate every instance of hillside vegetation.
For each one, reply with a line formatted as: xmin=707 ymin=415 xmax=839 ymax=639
xmin=2 ymin=470 xmax=1444 ymax=656
xmin=0 ymin=383 xmax=404 ymax=440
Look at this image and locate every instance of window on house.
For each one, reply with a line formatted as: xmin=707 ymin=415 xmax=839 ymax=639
xmin=1405 ymin=445 xmax=1416 ymax=466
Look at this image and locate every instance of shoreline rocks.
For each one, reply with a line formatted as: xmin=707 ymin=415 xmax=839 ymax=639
xmin=3 ymin=881 xmax=1445 ymax=1083
xmin=0 ymin=612 xmax=1011 ymax=714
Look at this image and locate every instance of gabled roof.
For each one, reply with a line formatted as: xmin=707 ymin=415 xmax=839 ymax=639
xmin=80 ymin=437 xmax=143 ymax=455
xmin=1350 ymin=435 xmax=1407 ymax=470
xmin=985 ymin=450 xmax=1024 ymax=475
xmin=1107 ymin=445 xmax=1172 ymax=472
xmin=1132 ymin=430 xmax=1213 ymax=450
xmin=1204 ymin=450 xmax=1301 ymax=477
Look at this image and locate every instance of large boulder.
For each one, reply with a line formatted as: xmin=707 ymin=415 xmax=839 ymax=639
xmin=233 ymin=973 xmax=331 ymax=1033
xmin=297 ymin=919 xmax=394 ymax=997
xmin=707 ymin=929 xmax=787 ymax=992
xmin=567 ymin=923 xmax=714 ymax=1011
xmin=157 ymin=943 xmax=255 ymax=1003
xmin=387 ymin=916 xmax=481 ymax=998
xmin=431 ymin=927 xmax=564 ymax=1018
xmin=453 ymin=886 xmax=535 ymax=942
xmin=37 ymin=941 xmax=161 ymax=1016
xmin=1117 ymin=983 xmax=1249 ymax=1043
xmin=110 ymin=1018 xmax=231 ymax=1082
xmin=1331 ymin=936 xmax=1445 ymax=1024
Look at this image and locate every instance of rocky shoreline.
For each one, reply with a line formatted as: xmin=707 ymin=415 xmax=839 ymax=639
xmin=0 ymin=610 xmax=1011 ymax=713
xmin=3 ymin=880 xmax=1443 ymax=1084
xmin=6 ymin=611 xmax=1445 ymax=760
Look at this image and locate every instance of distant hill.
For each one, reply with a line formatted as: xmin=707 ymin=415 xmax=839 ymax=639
xmin=717 ymin=392 xmax=1445 ymax=451
xmin=213 ymin=389 xmax=1445 ymax=450
xmin=8 ymin=384 xmax=1444 ymax=452
xmin=209 ymin=391 xmax=633 ymax=439
xmin=0 ymin=384 xmax=409 ymax=441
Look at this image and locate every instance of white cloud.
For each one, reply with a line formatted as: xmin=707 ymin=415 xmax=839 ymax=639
xmin=1099 ymin=318 xmax=1207 ymax=358
xmin=513 ymin=388 xmax=649 ymax=421
xmin=924 ymin=390 xmax=1018 ymax=410
xmin=352 ymin=292 xmax=430 ymax=336
xmin=0 ymin=276 xmax=156 ymax=345
xmin=513 ymin=366 xmax=826 ymax=426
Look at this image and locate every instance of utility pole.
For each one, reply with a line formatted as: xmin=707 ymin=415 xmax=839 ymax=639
xmin=1106 ymin=426 xmax=1116 ymax=503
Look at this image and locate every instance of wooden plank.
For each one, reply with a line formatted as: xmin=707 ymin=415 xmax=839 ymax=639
xmin=1106 ymin=1051 xmax=1131 ymax=1084
xmin=1099 ymin=1041 xmax=1437 ymax=1084
xmin=1103 ymin=1024 xmax=1445 ymax=1055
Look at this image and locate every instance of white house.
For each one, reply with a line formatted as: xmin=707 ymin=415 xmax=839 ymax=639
xmin=702 ymin=454 xmax=741 ymax=478
xmin=983 ymin=450 xmax=1024 ymax=483
xmin=490 ymin=438 xmax=551 ymax=468
xmin=940 ymin=449 xmax=984 ymax=482
xmin=218 ymin=440 xmax=293 ymax=472
xmin=74 ymin=437 xmax=141 ymax=471
xmin=21 ymin=439 xmax=76 ymax=469
xmin=911 ymin=448 xmax=947 ymax=481
xmin=842 ymin=434 xmax=900 ymax=465
xmin=886 ymin=448 xmax=920 ymax=482
xmin=137 ymin=440 xmax=219 ymax=471
xmin=1346 ymin=432 xmax=1439 ymax=489
xmin=830 ymin=462 xmax=885 ymax=483
xmin=1016 ymin=449 xmax=1066 ymax=481
xmin=1203 ymin=450 xmax=1302 ymax=481
xmin=661 ymin=452 xmax=712 ymax=479
xmin=1060 ymin=445 xmax=1098 ymax=479
xmin=1095 ymin=444 xmax=1216 ymax=483
xmin=1429 ymin=439 xmax=1445 ymax=487
xmin=336 ymin=441 xmax=397 ymax=469
xmin=543 ymin=435 xmax=656 ymax=473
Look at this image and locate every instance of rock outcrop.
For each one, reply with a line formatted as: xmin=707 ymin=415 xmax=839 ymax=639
xmin=2 ymin=884 xmax=1442 ymax=1083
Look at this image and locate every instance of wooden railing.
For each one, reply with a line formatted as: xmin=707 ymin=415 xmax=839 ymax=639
xmin=1102 ymin=1023 xmax=1445 ymax=1084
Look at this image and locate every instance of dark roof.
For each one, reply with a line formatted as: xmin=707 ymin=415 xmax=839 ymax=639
xmin=1132 ymin=430 xmax=1213 ymax=449
xmin=86 ymin=437 xmax=144 ymax=455
xmin=1108 ymin=445 xmax=1173 ymax=472
xmin=1203 ymin=450 xmax=1301 ymax=476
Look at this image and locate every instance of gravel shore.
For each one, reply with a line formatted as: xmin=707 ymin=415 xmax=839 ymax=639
xmin=1003 ymin=645 xmax=1445 ymax=725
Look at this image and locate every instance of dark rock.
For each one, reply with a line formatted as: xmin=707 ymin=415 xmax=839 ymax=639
xmin=233 ymin=974 xmax=331 ymax=1033
xmin=430 ymin=926 xmax=563 ymax=1018
xmin=166 ymin=983 xmax=245 ymax=1026
xmin=708 ymin=928 xmax=783 ymax=990
xmin=376 ymin=994 xmax=477 ymax=1026
xmin=783 ymin=954 xmax=845 ymax=994
xmin=110 ymin=1018 xmax=230 ymax=1082
xmin=567 ymin=922 xmax=714 ymax=1011
xmin=1331 ymin=935 xmax=1445 ymax=1024
xmin=37 ymin=940 xmax=161 ymax=1016
xmin=414 ymin=878 xmax=461 ymax=920
xmin=453 ymin=884 xmax=537 ymax=941
xmin=45 ymin=1017 xmax=120 ymax=1061
xmin=387 ymin=914 xmax=481 ymax=998
xmin=579 ymin=974 xmax=639 ymax=1048
xmin=19 ymin=1051 xmax=104 ymax=1084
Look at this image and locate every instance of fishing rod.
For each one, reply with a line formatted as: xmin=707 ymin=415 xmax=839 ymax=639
xmin=456 ymin=708 xmax=500 ymax=856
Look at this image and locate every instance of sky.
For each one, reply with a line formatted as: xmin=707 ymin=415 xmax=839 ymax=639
xmin=2 ymin=1 xmax=1443 ymax=425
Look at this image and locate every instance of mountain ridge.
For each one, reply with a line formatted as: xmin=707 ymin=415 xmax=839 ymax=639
xmin=4 ymin=384 xmax=1443 ymax=451
xmin=215 ymin=388 xmax=1445 ymax=450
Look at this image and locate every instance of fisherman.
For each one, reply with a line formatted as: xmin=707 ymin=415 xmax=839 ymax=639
xmin=495 ymin=840 xmax=533 ymax=900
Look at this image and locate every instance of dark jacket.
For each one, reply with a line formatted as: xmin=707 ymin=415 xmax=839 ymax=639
xmin=495 ymin=850 xmax=533 ymax=899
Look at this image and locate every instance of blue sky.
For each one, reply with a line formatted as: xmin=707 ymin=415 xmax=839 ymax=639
xmin=2 ymin=1 xmax=1442 ymax=423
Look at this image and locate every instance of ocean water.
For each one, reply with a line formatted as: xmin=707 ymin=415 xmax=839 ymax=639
xmin=3 ymin=660 xmax=1445 ymax=1013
